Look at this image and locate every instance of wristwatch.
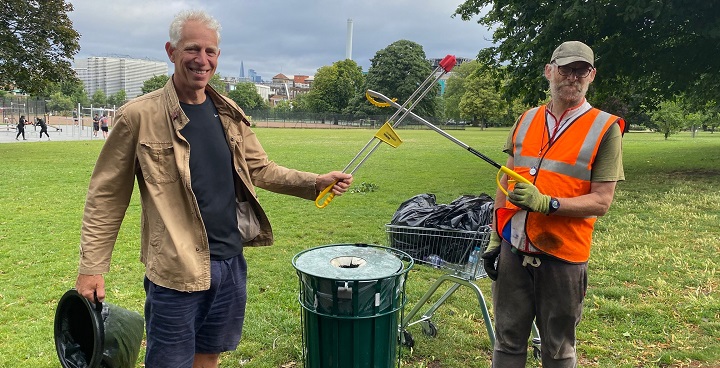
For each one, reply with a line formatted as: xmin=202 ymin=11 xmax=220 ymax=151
xmin=548 ymin=197 xmax=560 ymax=214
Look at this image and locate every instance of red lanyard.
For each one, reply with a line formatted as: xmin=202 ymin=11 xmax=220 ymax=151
xmin=546 ymin=109 xmax=570 ymax=144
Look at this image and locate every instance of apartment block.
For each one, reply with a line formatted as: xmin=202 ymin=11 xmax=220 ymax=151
xmin=74 ymin=56 xmax=169 ymax=100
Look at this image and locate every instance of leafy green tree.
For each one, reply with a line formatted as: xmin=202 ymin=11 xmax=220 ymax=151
xmin=454 ymin=0 xmax=720 ymax=113
xmin=650 ymin=100 xmax=685 ymax=140
xmin=57 ymin=78 xmax=89 ymax=106
xmin=107 ymin=90 xmax=127 ymax=107
xmin=141 ymin=75 xmax=170 ymax=94
xmin=700 ymin=102 xmax=719 ymax=133
xmin=47 ymin=91 xmax=74 ymax=113
xmin=445 ymin=61 xmax=527 ymax=127
xmin=459 ymin=69 xmax=505 ymax=128
xmin=291 ymin=92 xmax=311 ymax=112
xmin=273 ymin=100 xmax=292 ymax=114
xmin=0 ymin=0 xmax=80 ymax=95
xmin=443 ymin=61 xmax=479 ymax=121
xmin=306 ymin=59 xmax=364 ymax=114
xmin=348 ymin=40 xmax=438 ymax=118
xmin=209 ymin=74 xmax=226 ymax=95
xmin=706 ymin=113 xmax=719 ymax=134
xmin=685 ymin=111 xmax=706 ymax=137
xmin=91 ymin=90 xmax=107 ymax=107
xmin=228 ymin=82 xmax=266 ymax=110
xmin=680 ymin=93 xmax=719 ymax=133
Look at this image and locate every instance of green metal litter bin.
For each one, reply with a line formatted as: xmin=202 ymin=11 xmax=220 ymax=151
xmin=293 ymin=244 xmax=413 ymax=368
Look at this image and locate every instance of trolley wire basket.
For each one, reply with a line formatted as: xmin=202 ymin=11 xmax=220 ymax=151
xmin=386 ymin=223 xmax=495 ymax=349
xmin=386 ymin=224 xmax=490 ymax=280
xmin=386 ymin=223 xmax=543 ymax=358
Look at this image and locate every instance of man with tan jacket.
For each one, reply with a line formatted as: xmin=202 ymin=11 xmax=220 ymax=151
xmin=75 ymin=10 xmax=352 ymax=368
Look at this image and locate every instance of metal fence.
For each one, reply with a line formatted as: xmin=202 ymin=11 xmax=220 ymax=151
xmin=1 ymin=96 xmax=48 ymax=126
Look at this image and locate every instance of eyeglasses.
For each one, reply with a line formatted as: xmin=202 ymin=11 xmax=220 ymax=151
xmin=554 ymin=64 xmax=594 ymax=78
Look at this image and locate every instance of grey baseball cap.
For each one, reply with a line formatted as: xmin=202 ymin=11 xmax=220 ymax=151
xmin=551 ymin=41 xmax=594 ymax=67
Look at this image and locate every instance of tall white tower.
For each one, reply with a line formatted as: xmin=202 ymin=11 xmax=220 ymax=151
xmin=346 ymin=19 xmax=353 ymax=60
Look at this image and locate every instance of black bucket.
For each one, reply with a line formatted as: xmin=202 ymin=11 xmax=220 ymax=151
xmin=54 ymin=289 xmax=144 ymax=368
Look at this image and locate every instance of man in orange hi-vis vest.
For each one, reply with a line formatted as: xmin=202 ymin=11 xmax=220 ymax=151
xmin=482 ymin=41 xmax=625 ymax=367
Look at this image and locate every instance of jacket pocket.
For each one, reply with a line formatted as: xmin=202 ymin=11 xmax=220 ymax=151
xmin=138 ymin=142 xmax=179 ymax=184
xmin=236 ymin=200 xmax=260 ymax=242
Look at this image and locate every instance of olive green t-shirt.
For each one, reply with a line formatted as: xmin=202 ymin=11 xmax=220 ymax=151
xmin=504 ymin=118 xmax=624 ymax=182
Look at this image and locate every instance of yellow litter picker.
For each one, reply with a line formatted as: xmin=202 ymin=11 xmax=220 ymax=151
xmin=364 ymin=89 xmax=532 ymax=195
xmin=315 ymin=55 xmax=458 ymax=208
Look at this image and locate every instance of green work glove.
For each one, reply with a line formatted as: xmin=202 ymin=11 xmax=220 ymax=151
xmin=507 ymin=182 xmax=551 ymax=214
xmin=482 ymin=231 xmax=502 ymax=281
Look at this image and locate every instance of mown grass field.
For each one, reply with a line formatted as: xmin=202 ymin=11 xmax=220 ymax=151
xmin=0 ymin=127 xmax=718 ymax=367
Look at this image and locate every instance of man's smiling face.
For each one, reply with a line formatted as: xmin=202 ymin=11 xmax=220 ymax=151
xmin=165 ymin=19 xmax=220 ymax=102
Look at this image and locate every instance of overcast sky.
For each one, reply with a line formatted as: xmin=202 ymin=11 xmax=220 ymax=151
xmin=67 ymin=0 xmax=492 ymax=81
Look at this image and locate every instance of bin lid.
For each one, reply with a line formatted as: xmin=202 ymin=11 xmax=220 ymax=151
xmin=293 ymin=244 xmax=403 ymax=280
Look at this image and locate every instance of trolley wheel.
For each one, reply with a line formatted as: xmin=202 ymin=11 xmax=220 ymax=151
xmin=421 ymin=321 xmax=438 ymax=338
xmin=401 ymin=329 xmax=414 ymax=348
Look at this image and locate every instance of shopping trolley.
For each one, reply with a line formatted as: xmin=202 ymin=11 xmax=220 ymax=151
xmin=386 ymin=223 xmax=542 ymax=359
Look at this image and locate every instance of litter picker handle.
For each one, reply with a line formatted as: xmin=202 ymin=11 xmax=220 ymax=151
xmin=314 ymin=56 xmax=457 ymax=209
xmin=496 ymin=166 xmax=532 ymax=196
xmin=315 ymin=180 xmax=339 ymax=208
xmin=367 ymin=88 xmax=533 ymax=197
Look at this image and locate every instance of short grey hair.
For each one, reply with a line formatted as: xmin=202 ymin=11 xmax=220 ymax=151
xmin=168 ymin=10 xmax=221 ymax=47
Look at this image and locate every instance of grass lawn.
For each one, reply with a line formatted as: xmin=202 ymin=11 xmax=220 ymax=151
xmin=0 ymin=127 xmax=718 ymax=367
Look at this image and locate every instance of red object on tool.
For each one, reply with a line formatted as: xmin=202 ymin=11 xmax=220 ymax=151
xmin=438 ymin=55 xmax=457 ymax=72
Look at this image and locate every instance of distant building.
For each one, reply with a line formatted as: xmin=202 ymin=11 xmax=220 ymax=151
xmin=254 ymin=84 xmax=271 ymax=101
xmin=268 ymin=73 xmax=311 ymax=103
xmin=218 ymin=76 xmax=271 ymax=102
xmin=74 ymin=56 xmax=169 ymax=100
xmin=428 ymin=56 xmax=474 ymax=69
xmin=218 ymin=55 xmax=466 ymax=105
xmin=293 ymin=75 xmax=310 ymax=89
xmin=247 ymin=69 xmax=261 ymax=83
xmin=271 ymin=73 xmax=292 ymax=84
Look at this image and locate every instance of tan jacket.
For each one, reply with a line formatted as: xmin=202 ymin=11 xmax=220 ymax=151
xmin=78 ymin=78 xmax=319 ymax=291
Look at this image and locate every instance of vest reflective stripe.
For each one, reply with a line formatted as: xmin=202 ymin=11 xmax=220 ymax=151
xmin=514 ymin=107 xmax=539 ymax=153
xmin=498 ymin=106 xmax=622 ymax=263
xmin=514 ymin=108 xmax=614 ymax=181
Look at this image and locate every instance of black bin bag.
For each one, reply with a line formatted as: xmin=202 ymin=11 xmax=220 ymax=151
xmin=54 ymin=289 xmax=144 ymax=368
xmin=389 ymin=193 xmax=494 ymax=263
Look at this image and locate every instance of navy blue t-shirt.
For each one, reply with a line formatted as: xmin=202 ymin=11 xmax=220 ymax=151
xmin=180 ymin=97 xmax=242 ymax=260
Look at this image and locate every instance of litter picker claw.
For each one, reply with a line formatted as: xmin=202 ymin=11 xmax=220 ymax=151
xmin=365 ymin=89 xmax=532 ymax=195
xmin=315 ymin=55 xmax=458 ymax=208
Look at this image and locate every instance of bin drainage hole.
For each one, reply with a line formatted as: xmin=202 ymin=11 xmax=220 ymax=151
xmin=330 ymin=256 xmax=367 ymax=269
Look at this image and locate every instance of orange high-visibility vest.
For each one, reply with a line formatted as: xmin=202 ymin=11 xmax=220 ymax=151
xmin=496 ymin=106 xmax=625 ymax=263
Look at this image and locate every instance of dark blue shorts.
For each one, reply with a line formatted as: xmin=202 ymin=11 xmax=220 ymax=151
xmin=143 ymin=254 xmax=247 ymax=368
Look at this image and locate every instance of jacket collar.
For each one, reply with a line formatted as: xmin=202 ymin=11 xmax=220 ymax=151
xmin=162 ymin=75 xmax=251 ymax=129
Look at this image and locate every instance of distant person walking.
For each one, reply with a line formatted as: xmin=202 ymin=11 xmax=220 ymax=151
xmin=93 ymin=114 xmax=100 ymax=137
xmin=100 ymin=114 xmax=109 ymax=138
xmin=16 ymin=115 xmax=27 ymax=140
xmin=37 ymin=117 xmax=50 ymax=140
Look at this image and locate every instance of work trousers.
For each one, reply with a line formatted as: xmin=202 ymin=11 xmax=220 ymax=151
xmin=491 ymin=241 xmax=588 ymax=368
